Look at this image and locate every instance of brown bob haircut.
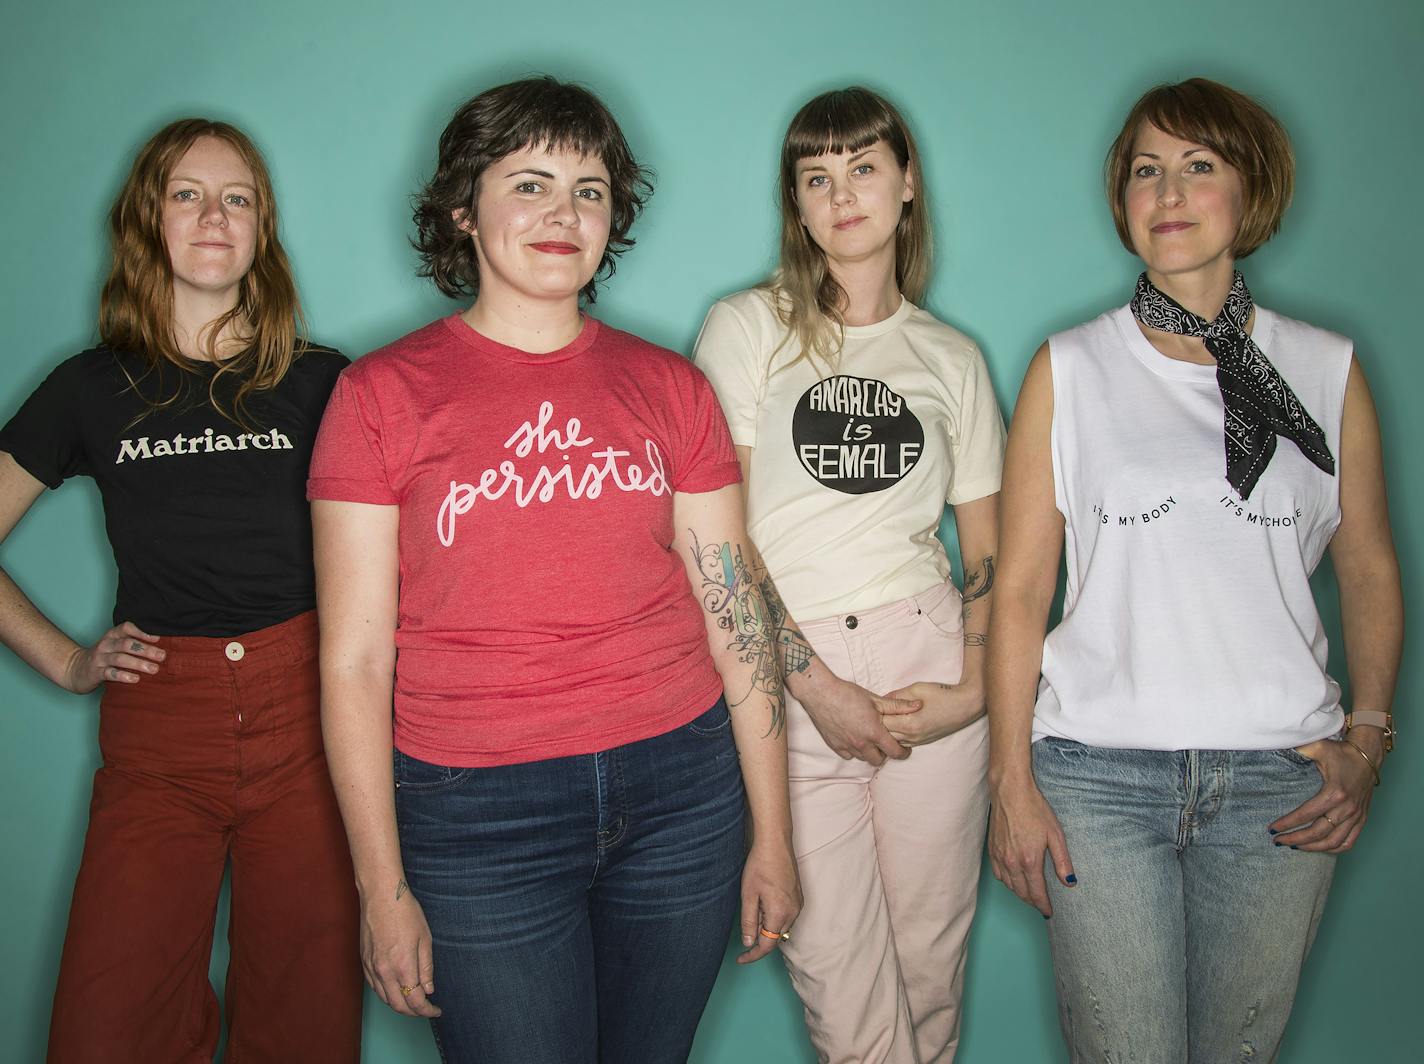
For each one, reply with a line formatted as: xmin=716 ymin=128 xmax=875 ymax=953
xmin=1105 ymin=77 xmax=1294 ymax=259
xmin=101 ymin=118 xmax=306 ymax=424
xmin=413 ymin=76 xmax=653 ymax=303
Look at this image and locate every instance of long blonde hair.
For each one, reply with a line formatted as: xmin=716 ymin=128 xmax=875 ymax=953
xmin=766 ymin=87 xmax=930 ymax=373
xmin=100 ymin=118 xmax=307 ymax=424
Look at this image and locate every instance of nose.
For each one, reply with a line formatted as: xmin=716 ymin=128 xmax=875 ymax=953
xmin=546 ymin=192 xmax=580 ymax=228
xmin=199 ymin=196 xmax=228 ymax=228
xmin=831 ymin=180 xmax=856 ymax=207
xmin=1156 ymin=172 xmax=1185 ymax=208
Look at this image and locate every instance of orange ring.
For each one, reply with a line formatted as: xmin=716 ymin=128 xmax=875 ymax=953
xmin=759 ymin=927 xmax=791 ymax=942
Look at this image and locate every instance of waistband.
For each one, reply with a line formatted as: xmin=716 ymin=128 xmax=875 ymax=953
xmin=151 ymin=609 xmax=317 ymax=676
xmin=797 ymin=581 xmax=958 ymax=638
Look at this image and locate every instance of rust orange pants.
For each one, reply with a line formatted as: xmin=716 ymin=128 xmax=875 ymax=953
xmin=47 ymin=610 xmax=361 ymax=1063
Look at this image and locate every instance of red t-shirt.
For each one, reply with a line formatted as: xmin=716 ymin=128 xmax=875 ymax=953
xmin=308 ymin=315 xmax=740 ymax=767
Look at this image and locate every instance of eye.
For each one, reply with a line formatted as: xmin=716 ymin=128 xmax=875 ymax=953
xmin=173 ymin=188 xmax=199 ymax=202
xmin=225 ymin=193 xmax=251 ymax=207
xmin=1133 ymin=163 xmax=1161 ymax=179
xmin=514 ymin=181 xmax=544 ymax=194
xmin=805 ymin=175 xmax=828 ymax=189
xmin=1187 ymin=158 xmax=1215 ymax=174
xmin=853 ymin=164 xmax=873 ymax=176
xmin=574 ymin=186 xmax=604 ymax=202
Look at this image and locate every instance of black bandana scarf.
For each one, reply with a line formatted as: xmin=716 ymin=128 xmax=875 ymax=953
xmin=1130 ymin=271 xmax=1335 ymax=500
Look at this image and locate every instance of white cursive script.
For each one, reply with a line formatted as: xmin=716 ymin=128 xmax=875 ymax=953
xmin=437 ymin=401 xmax=669 ymax=546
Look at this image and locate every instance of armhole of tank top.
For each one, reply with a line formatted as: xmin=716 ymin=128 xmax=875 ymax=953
xmin=1046 ymin=338 xmax=1070 ymax=518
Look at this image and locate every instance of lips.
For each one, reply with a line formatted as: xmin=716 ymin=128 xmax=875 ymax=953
xmin=530 ymin=241 xmax=580 ymax=255
xmin=1151 ymin=221 xmax=1194 ymax=234
xmin=833 ymin=216 xmax=866 ymax=231
xmin=192 ymin=241 xmax=234 ymax=249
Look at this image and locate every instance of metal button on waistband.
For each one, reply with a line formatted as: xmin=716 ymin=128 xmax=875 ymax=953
xmin=225 ymin=641 xmax=245 ymax=662
xmin=844 ymin=615 xmax=859 ymax=630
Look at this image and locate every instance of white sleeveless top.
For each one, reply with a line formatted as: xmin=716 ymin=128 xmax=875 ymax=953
xmin=1033 ymin=304 xmax=1352 ymax=751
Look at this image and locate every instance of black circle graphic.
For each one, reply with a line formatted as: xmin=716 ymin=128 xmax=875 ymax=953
xmin=791 ymin=375 xmax=924 ymax=495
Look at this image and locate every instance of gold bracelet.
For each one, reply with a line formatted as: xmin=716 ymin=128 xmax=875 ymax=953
xmin=1341 ymin=737 xmax=1381 ymax=787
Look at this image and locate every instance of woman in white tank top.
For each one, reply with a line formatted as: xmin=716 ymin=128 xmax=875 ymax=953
xmin=985 ymin=78 xmax=1401 ymax=1062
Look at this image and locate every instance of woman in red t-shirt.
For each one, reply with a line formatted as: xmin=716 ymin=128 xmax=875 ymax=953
xmin=310 ymin=76 xmax=800 ymax=1062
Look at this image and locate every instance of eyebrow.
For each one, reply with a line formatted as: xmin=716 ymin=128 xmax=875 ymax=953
xmin=798 ymin=148 xmax=877 ymax=174
xmin=504 ymin=167 xmax=609 ymax=185
xmin=1132 ymin=147 xmax=1209 ymax=161
xmin=167 ymin=174 xmax=257 ymax=190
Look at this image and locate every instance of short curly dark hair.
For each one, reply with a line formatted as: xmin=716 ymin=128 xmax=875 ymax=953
xmin=413 ymin=76 xmax=653 ymax=303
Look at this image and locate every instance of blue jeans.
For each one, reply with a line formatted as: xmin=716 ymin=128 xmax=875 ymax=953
xmin=395 ymin=698 xmax=746 ymax=1064
xmin=1033 ymin=739 xmax=1335 ymax=1064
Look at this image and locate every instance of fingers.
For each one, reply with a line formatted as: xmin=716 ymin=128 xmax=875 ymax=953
xmin=874 ymin=695 xmax=923 ymax=715
xmin=117 ymin=621 xmax=162 ymax=645
xmin=1046 ymin=827 xmax=1077 ymax=889
xmin=417 ymin=937 xmax=437 ymax=996
xmin=737 ymin=894 xmax=797 ymax=966
xmin=378 ymin=971 xmax=441 ymax=1018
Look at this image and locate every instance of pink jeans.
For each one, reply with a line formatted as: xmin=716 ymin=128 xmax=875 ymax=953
xmin=782 ymin=581 xmax=989 ymax=1064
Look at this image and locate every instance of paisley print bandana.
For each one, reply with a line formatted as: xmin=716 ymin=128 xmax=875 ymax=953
xmin=1130 ymin=271 xmax=1335 ymax=500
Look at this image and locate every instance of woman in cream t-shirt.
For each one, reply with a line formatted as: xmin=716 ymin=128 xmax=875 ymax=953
xmin=695 ymin=86 xmax=1004 ymax=1064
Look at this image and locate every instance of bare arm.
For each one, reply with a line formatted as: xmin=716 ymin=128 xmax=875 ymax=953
xmin=1272 ymin=355 xmax=1403 ymax=852
xmin=985 ymin=345 xmax=1076 ymax=915
xmin=882 ymin=492 xmax=999 ymax=746
xmin=673 ymin=483 xmax=800 ymax=963
xmin=732 ymin=446 xmax=921 ymax=765
xmin=0 ymin=451 xmax=164 ymax=692
xmin=312 ymin=498 xmax=439 ymax=1019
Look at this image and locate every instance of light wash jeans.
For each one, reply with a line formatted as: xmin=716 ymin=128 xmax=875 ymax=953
xmin=1032 ymin=738 xmax=1335 ymax=1064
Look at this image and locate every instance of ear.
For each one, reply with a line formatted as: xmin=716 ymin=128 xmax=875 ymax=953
xmin=901 ymin=166 xmax=915 ymax=204
xmin=451 ymin=207 xmax=475 ymax=235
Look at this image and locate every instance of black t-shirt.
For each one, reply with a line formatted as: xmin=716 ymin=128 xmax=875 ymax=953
xmin=0 ymin=345 xmax=348 ymax=636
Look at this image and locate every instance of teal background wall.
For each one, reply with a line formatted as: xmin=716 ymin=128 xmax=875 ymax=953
xmin=2 ymin=0 xmax=1419 ymax=1059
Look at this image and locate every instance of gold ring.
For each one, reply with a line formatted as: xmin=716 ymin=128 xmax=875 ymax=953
xmin=759 ymin=927 xmax=791 ymax=942
xmin=399 ymin=985 xmax=416 ymax=996
xmin=1322 ymin=814 xmax=1338 ymax=827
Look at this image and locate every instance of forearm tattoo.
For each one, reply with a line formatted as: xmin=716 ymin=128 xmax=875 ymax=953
xmin=963 ymin=632 xmax=988 ymax=647
xmin=689 ymin=532 xmax=786 ymax=738
xmin=396 ymin=878 xmax=409 ymax=902
xmin=962 ymin=554 xmax=996 ymax=605
xmin=759 ymin=571 xmax=817 ymax=677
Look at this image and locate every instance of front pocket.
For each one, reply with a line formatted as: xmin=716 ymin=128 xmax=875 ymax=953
xmin=1268 ymin=747 xmax=1316 ymax=768
xmin=917 ymin=583 xmax=966 ymax=639
xmin=685 ymin=697 xmax=732 ymax=736
xmin=392 ymin=748 xmax=477 ymax=791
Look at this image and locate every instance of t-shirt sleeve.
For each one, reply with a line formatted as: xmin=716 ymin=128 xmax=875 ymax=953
xmin=690 ymin=300 xmax=764 ymax=448
xmin=0 ymin=360 xmax=86 ymax=489
xmin=668 ymin=364 xmax=742 ymax=495
xmin=945 ymin=346 xmax=1007 ymax=505
xmin=306 ymin=370 xmax=399 ymax=505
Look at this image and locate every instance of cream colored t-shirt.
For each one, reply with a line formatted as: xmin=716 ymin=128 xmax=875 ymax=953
xmin=693 ymin=288 xmax=1005 ymax=620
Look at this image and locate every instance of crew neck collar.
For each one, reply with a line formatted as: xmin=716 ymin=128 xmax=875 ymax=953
xmin=441 ymin=313 xmax=601 ymax=364
xmin=842 ymin=296 xmax=915 ymax=340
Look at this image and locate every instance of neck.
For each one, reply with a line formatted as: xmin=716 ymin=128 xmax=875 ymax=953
xmin=172 ymin=284 xmax=245 ymax=361
xmin=830 ymin=246 xmax=902 ymax=326
xmin=1146 ymin=258 xmax=1236 ymax=321
xmin=462 ymin=291 xmax=584 ymax=354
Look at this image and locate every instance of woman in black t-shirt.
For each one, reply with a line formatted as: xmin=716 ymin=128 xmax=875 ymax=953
xmin=0 ymin=120 xmax=361 ymax=1062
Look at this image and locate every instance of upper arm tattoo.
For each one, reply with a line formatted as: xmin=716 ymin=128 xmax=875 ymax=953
xmin=688 ymin=532 xmax=786 ymax=738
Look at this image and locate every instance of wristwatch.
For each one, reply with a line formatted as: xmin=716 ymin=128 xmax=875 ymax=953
xmin=1345 ymin=709 xmax=1395 ymax=753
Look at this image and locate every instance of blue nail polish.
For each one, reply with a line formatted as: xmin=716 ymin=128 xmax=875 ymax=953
xmin=1066 ymin=874 xmax=1078 ymax=885
xmin=1290 ymin=845 xmax=1299 ymax=850
xmin=1268 ymin=828 xmax=1279 ymax=835
xmin=1042 ymin=913 xmax=1051 ymax=920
